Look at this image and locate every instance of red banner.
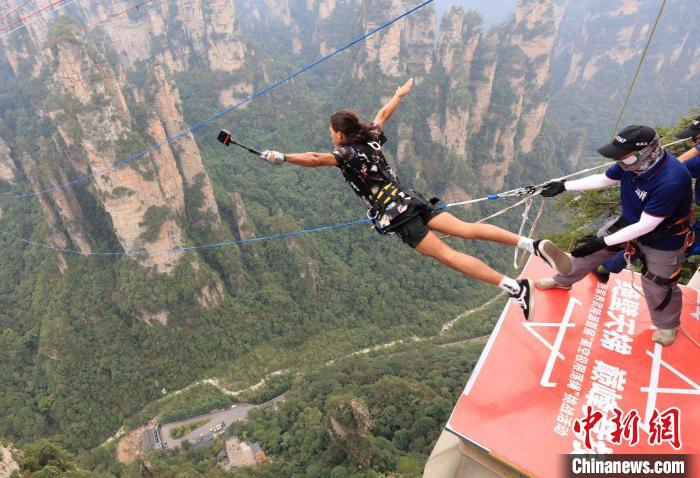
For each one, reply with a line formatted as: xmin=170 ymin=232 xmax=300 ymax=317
xmin=447 ymin=258 xmax=700 ymax=477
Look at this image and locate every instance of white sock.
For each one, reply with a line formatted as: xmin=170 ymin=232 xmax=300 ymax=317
xmin=498 ymin=276 xmax=520 ymax=296
xmin=517 ymin=236 xmax=535 ymax=253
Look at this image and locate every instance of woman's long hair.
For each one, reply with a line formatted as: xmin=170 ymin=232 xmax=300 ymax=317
xmin=330 ymin=110 xmax=374 ymax=145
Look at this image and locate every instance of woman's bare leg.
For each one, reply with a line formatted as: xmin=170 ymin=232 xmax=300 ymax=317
xmin=415 ymin=230 xmax=504 ymax=285
xmin=415 ymin=229 xmax=536 ymax=319
xmin=427 ymin=212 xmax=520 ymax=246
xmin=426 ymin=212 xmax=573 ymax=276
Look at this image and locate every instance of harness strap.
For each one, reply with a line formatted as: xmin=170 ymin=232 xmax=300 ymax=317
xmin=374 ymin=183 xmax=399 ymax=207
xmin=641 ymin=262 xmax=679 ymax=311
xmin=630 ymin=241 xmax=684 ymax=311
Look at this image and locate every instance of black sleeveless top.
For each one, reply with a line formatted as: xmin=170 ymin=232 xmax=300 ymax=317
xmin=330 ymin=124 xmax=400 ymax=209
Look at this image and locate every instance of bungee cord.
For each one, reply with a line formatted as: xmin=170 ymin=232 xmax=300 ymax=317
xmin=0 ymin=0 xmax=436 ymax=199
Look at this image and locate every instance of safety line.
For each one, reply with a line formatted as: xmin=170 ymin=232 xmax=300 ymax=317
xmin=0 ymin=137 xmax=692 ymax=257
xmin=0 ymin=0 xmax=434 ymax=199
xmin=86 ymin=0 xmax=158 ymax=29
xmin=0 ymin=0 xmax=32 ymax=24
xmin=0 ymin=0 xmax=69 ymax=33
xmin=0 ymin=218 xmax=373 ymax=256
xmin=610 ymin=0 xmax=667 ymax=139
xmin=0 ymin=0 xmax=77 ymax=38
xmin=570 ymin=0 xmax=667 ymax=250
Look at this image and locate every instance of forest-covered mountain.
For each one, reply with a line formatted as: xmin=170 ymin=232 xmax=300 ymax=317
xmin=0 ymin=0 xmax=698 ymax=476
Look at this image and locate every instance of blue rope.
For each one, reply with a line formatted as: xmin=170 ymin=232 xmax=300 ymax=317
xmin=0 ymin=189 xmax=524 ymax=257
xmin=0 ymin=190 xmax=535 ymax=257
xmin=0 ymin=218 xmax=373 ymax=256
xmin=0 ymin=0 xmax=434 ymax=200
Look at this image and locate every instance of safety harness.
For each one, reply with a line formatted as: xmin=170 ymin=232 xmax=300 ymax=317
xmin=614 ymin=211 xmax=695 ymax=310
xmin=337 ymin=139 xmax=428 ymax=235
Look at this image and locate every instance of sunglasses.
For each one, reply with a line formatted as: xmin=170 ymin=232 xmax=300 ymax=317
xmin=614 ymin=152 xmax=641 ymax=162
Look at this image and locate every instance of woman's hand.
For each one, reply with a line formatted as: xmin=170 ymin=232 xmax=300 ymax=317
xmin=260 ymin=150 xmax=285 ymax=165
xmin=395 ymin=78 xmax=414 ymax=98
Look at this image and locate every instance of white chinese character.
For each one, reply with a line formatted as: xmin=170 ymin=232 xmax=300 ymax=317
xmin=571 ymin=437 xmax=613 ymax=454
xmin=563 ymin=393 xmax=578 ymax=406
xmin=591 ymin=360 xmax=627 ymax=392
xmin=557 ymin=413 xmax=573 ymax=427
xmin=604 ymin=310 xmax=636 ymax=334
xmin=571 ymin=439 xmax=594 ymax=454
xmin=585 ymin=382 xmax=621 ymax=413
xmin=608 ymin=296 xmax=640 ymax=319
xmin=600 ymin=329 xmax=633 ymax=355
xmin=561 ymin=403 xmax=576 ymax=416
xmin=612 ymin=279 xmax=641 ymax=300
xmin=568 ymin=379 xmax=582 ymax=392
xmin=575 ymin=354 xmax=589 ymax=365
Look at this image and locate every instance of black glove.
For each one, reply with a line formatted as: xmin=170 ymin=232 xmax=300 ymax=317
xmin=571 ymin=235 xmax=607 ymax=258
xmin=540 ymin=180 xmax=567 ymax=197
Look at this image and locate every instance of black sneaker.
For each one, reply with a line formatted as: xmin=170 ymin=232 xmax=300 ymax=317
xmin=591 ymin=265 xmax=610 ymax=284
xmin=509 ymin=279 xmax=535 ymax=320
xmin=533 ymin=239 xmax=573 ymax=275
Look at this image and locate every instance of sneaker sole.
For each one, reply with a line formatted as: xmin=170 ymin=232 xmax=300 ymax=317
xmin=539 ymin=240 xmax=573 ymax=276
xmin=535 ymin=282 xmax=572 ymax=291
xmin=652 ymin=338 xmax=676 ymax=346
xmin=524 ymin=278 xmax=535 ymax=321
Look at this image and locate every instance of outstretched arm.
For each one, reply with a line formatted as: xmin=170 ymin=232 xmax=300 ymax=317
xmin=372 ymin=78 xmax=413 ymax=128
xmin=541 ymin=173 xmax=618 ymax=197
xmin=284 ymin=152 xmax=338 ymax=168
xmin=260 ymin=150 xmax=338 ymax=168
xmin=565 ymin=174 xmax=619 ymax=191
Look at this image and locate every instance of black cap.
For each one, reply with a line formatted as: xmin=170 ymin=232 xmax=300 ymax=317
xmin=597 ymin=125 xmax=657 ymax=158
xmin=675 ymin=116 xmax=700 ymax=140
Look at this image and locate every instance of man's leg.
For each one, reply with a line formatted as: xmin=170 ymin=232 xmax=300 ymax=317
xmin=603 ymin=251 xmax=628 ymax=274
xmin=551 ymin=248 xmax=619 ymax=287
xmin=638 ymin=245 xmax=685 ymax=345
xmin=593 ymin=251 xmax=632 ymax=283
xmin=541 ymin=220 xmax=622 ymax=289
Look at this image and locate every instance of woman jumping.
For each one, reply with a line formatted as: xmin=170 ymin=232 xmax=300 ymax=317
xmin=259 ymin=79 xmax=572 ymax=319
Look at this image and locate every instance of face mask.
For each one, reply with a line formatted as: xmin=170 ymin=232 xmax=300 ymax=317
xmin=617 ymin=134 xmax=663 ymax=173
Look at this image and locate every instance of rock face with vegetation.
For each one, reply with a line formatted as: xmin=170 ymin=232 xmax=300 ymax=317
xmin=0 ymin=0 xmax=699 ymax=476
xmin=0 ymin=443 xmax=20 ymax=477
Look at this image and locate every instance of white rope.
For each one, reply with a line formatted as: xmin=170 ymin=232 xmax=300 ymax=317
xmin=679 ymin=326 xmax=700 ymax=348
xmin=475 ymin=193 xmax=537 ymax=223
xmin=512 ymin=197 xmax=534 ymax=268
xmin=0 ymin=0 xmax=78 ymax=38
xmin=512 ymin=196 xmax=546 ymax=269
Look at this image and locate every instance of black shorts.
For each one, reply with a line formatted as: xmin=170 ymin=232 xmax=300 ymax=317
xmin=391 ymin=199 xmax=445 ymax=248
